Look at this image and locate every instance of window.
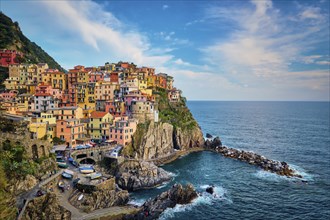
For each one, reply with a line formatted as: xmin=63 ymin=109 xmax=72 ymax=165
xmin=61 ymin=128 xmax=64 ymax=132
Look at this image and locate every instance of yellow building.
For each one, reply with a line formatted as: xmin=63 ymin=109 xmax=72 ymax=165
xmin=138 ymin=79 xmax=148 ymax=90
xmin=4 ymin=77 xmax=20 ymax=90
xmin=29 ymin=122 xmax=48 ymax=140
xmin=51 ymin=72 xmax=68 ymax=91
xmin=87 ymin=111 xmax=113 ymax=140
xmin=47 ymin=106 xmax=84 ymax=120
xmin=77 ymin=71 xmax=89 ymax=83
xmin=41 ymin=72 xmax=52 ymax=85
xmin=94 ymin=81 xmax=117 ymax=101
xmin=29 ymin=113 xmax=57 ymax=142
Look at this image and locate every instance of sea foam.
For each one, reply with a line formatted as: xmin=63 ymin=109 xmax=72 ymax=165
xmin=159 ymin=184 xmax=231 ymax=219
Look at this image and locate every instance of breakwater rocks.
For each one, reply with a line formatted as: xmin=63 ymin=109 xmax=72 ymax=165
xmin=206 ymin=137 xmax=302 ymax=178
xmin=116 ymin=161 xmax=172 ymax=191
xmin=124 ymin=184 xmax=198 ymax=220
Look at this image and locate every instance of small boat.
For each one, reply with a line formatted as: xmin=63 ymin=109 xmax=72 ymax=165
xmin=58 ymin=181 xmax=65 ymax=188
xmin=62 ymin=172 xmax=73 ymax=179
xmin=90 ymin=172 xmax=102 ymax=180
xmin=57 ymin=162 xmax=68 ymax=168
xmin=78 ymin=194 xmax=84 ymax=201
xmin=80 ymin=168 xmax=94 ymax=174
xmin=71 ymin=160 xmax=79 ymax=167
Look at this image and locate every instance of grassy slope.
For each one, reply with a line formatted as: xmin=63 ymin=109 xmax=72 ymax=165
xmin=0 ymin=12 xmax=64 ymax=71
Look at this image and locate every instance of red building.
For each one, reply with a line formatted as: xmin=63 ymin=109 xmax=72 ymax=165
xmin=0 ymin=49 xmax=23 ymax=67
xmin=110 ymin=72 xmax=119 ymax=83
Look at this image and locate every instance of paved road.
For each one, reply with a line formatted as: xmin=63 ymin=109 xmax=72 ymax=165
xmin=78 ymin=206 xmax=139 ymax=220
xmin=17 ymin=170 xmax=63 ymax=220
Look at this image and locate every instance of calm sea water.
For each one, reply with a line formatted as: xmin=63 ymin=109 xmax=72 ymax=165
xmin=131 ymin=101 xmax=330 ymax=219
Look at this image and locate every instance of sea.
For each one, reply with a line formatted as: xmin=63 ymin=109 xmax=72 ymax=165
xmin=130 ymin=101 xmax=330 ymax=220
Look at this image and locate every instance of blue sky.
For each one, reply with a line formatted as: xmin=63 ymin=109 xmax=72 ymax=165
xmin=1 ymin=0 xmax=329 ymax=101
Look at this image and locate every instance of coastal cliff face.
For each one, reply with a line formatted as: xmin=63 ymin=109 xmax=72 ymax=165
xmin=23 ymin=193 xmax=71 ymax=220
xmin=123 ymin=88 xmax=205 ymax=160
xmin=125 ymin=117 xmax=204 ymax=161
xmin=174 ymin=125 xmax=204 ymax=150
xmin=129 ymin=122 xmax=174 ymax=160
xmin=116 ymin=161 xmax=171 ymax=191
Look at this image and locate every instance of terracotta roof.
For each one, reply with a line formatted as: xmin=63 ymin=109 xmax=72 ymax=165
xmin=35 ymin=93 xmax=51 ymax=96
xmin=90 ymin=111 xmax=108 ymax=118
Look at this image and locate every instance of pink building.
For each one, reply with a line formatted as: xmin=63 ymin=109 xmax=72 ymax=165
xmin=0 ymin=90 xmax=18 ymax=101
xmin=109 ymin=116 xmax=137 ymax=146
xmin=89 ymin=72 xmax=104 ymax=82
xmin=124 ymin=90 xmax=147 ymax=107
xmin=105 ymin=100 xmax=125 ymax=117
xmin=35 ymin=83 xmax=62 ymax=100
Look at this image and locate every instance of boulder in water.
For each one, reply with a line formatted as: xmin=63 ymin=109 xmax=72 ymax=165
xmin=206 ymin=133 xmax=213 ymax=138
xmin=206 ymin=186 xmax=214 ymax=195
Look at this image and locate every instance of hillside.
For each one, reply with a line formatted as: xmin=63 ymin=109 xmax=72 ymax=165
xmin=0 ymin=12 xmax=64 ymax=71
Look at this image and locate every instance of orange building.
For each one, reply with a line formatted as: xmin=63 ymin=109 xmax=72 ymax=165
xmin=56 ymin=118 xmax=85 ymax=146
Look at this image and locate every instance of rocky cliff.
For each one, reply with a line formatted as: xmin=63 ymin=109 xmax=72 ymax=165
xmin=124 ymin=88 xmax=204 ymax=160
xmin=116 ymin=161 xmax=172 ymax=191
xmin=23 ymin=193 xmax=71 ymax=220
xmin=126 ymin=117 xmax=204 ymax=160
xmin=73 ymin=178 xmax=129 ymax=212
xmin=123 ymin=183 xmax=198 ymax=219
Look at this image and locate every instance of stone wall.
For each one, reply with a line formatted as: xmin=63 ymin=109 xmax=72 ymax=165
xmin=0 ymin=125 xmax=52 ymax=159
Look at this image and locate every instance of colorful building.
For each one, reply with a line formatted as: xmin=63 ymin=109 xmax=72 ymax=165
xmin=87 ymin=111 xmax=113 ymax=140
xmin=0 ymin=50 xmax=23 ymax=67
xmin=56 ymin=118 xmax=85 ymax=146
xmin=109 ymin=116 xmax=137 ymax=146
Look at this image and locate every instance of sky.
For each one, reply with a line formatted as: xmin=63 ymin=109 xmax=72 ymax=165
xmin=1 ymin=0 xmax=329 ymax=101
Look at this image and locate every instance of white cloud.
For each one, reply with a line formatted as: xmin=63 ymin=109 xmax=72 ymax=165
xmin=156 ymin=31 xmax=190 ymax=45
xmin=300 ymin=6 xmax=323 ymax=20
xmin=39 ymin=1 xmax=172 ymax=68
xmin=202 ymin=0 xmax=329 ymax=95
xmin=316 ymin=61 xmax=330 ymax=65
xmin=174 ymin=58 xmax=191 ymax=66
xmin=162 ymin=5 xmax=169 ymax=10
xmin=300 ymin=55 xmax=323 ymax=64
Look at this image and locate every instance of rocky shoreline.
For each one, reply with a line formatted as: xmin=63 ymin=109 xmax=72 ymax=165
xmin=205 ymin=136 xmax=303 ymax=178
xmin=123 ymin=184 xmax=198 ymax=220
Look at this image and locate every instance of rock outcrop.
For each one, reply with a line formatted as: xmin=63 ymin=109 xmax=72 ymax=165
xmin=72 ymin=178 xmax=129 ymax=212
xmin=9 ymin=174 xmax=38 ymax=195
xmin=23 ymin=193 xmax=71 ymax=220
xmin=116 ymin=161 xmax=172 ymax=191
xmin=124 ymin=184 xmax=198 ymax=220
xmin=206 ymin=137 xmax=302 ymax=178
xmin=131 ymin=122 xmax=175 ymax=160
xmin=173 ymin=125 xmax=204 ymax=151
xmin=128 ymin=121 xmax=205 ymax=160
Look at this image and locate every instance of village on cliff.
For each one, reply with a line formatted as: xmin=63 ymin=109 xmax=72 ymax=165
xmin=0 ymin=49 xmax=182 ymax=148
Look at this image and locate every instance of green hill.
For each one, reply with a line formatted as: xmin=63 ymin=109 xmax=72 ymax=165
xmin=0 ymin=12 xmax=64 ymax=72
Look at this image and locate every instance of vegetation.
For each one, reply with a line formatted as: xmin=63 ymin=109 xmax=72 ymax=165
xmin=154 ymin=88 xmax=197 ymax=130
xmin=123 ymin=121 xmax=150 ymax=157
xmin=51 ymin=137 xmax=65 ymax=145
xmin=0 ymin=162 xmax=17 ymax=220
xmin=0 ymin=141 xmax=39 ymax=220
xmin=0 ymin=12 xmax=65 ymax=71
xmin=0 ymin=67 xmax=9 ymax=89
xmin=1 ymin=141 xmax=39 ymax=179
